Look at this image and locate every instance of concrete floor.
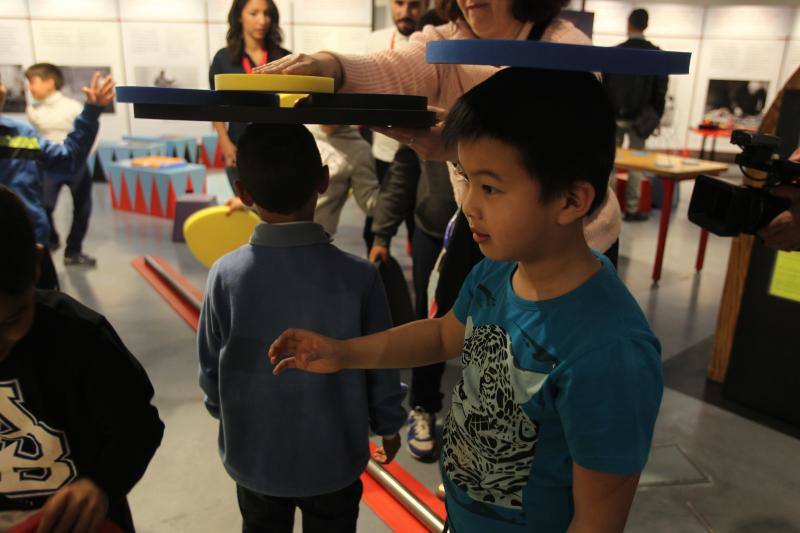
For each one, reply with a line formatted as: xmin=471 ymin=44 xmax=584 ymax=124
xmin=48 ymin=170 xmax=800 ymax=532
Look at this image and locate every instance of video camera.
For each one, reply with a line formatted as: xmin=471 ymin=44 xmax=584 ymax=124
xmin=688 ymin=130 xmax=800 ymax=236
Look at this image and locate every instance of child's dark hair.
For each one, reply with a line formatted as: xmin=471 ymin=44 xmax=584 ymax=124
xmin=443 ymin=67 xmax=616 ymax=214
xmin=0 ymin=186 xmax=37 ymax=294
xmin=236 ymin=124 xmax=323 ymax=214
xmin=25 ymin=63 xmax=64 ymax=90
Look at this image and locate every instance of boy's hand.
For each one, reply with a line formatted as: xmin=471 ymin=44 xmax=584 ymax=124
xmin=37 ymin=478 xmax=109 ymax=533
xmin=82 ymin=71 xmax=115 ymax=107
xmin=269 ymin=329 xmax=342 ymax=375
xmin=372 ymin=434 xmax=401 ymax=464
xmin=225 ymin=196 xmax=247 ymax=216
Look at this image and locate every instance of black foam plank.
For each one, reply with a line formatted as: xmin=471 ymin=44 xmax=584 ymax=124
xmin=133 ymin=103 xmax=436 ymax=127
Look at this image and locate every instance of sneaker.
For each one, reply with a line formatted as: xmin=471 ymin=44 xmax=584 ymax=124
xmin=64 ymin=252 xmax=97 ymax=267
xmin=48 ymin=239 xmax=61 ymax=252
xmin=624 ymin=212 xmax=649 ymax=222
xmin=406 ymin=407 xmax=436 ymax=460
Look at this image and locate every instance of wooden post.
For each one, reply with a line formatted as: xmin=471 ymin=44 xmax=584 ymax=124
xmin=707 ymin=67 xmax=800 ymax=383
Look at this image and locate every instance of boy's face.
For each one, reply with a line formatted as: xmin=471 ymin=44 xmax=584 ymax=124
xmin=0 ymin=287 xmax=35 ymax=362
xmin=458 ymin=137 xmax=563 ymax=263
xmin=27 ymin=75 xmax=56 ymax=101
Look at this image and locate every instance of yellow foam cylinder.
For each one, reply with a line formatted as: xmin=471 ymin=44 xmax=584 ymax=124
xmin=214 ymin=73 xmax=334 ymax=94
xmin=183 ymin=206 xmax=260 ymax=268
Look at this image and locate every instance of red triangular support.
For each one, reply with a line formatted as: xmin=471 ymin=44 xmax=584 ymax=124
xmin=166 ymin=181 xmax=177 ymax=219
xmin=119 ymin=175 xmax=133 ymax=211
xmin=134 ymin=176 xmax=148 ymax=214
xmin=214 ymin=145 xmax=224 ymax=168
xmin=150 ymin=179 xmax=164 ymax=217
xmin=109 ymin=181 xmax=118 ymax=208
xmin=185 ymin=175 xmax=194 ymax=194
xmin=200 ymin=146 xmax=212 ymax=167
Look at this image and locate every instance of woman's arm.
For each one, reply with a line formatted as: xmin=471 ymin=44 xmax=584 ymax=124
xmin=255 ymin=25 xmax=447 ymax=98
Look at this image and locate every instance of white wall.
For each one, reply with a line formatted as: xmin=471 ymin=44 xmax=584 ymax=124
xmin=2 ymin=0 xmax=799 ymax=150
xmin=587 ymin=2 xmax=800 ymax=152
xmin=0 ymin=0 xmax=374 ymax=140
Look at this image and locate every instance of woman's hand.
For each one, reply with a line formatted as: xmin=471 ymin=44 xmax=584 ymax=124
xmin=269 ymin=329 xmax=343 ymax=375
xmin=253 ymin=52 xmax=344 ymax=89
xmin=372 ymin=107 xmax=455 ymax=162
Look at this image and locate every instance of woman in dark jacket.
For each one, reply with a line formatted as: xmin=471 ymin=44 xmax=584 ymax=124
xmin=209 ymin=0 xmax=290 ymax=188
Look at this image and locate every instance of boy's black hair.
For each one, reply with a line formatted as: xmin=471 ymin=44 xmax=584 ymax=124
xmin=25 ymin=63 xmax=64 ymax=90
xmin=443 ymin=67 xmax=616 ymax=214
xmin=236 ymin=124 xmax=323 ymax=214
xmin=0 ymin=186 xmax=37 ymax=294
xmin=629 ymin=9 xmax=649 ymax=31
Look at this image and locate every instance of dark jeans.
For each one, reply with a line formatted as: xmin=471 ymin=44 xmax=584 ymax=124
xmin=410 ymin=227 xmax=446 ymax=414
xmin=43 ymin=165 xmax=92 ymax=255
xmin=236 ymin=479 xmax=362 ymax=533
xmin=364 ymin=159 xmax=415 ymax=254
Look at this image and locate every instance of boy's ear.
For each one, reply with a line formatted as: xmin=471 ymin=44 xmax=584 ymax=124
xmin=556 ymin=181 xmax=596 ymax=225
xmin=317 ymin=165 xmax=330 ymax=195
xmin=234 ymin=180 xmax=255 ymax=207
xmin=33 ymin=244 xmax=44 ymax=285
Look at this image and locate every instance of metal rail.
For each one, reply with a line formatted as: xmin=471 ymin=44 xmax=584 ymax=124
xmin=142 ymin=255 xmax=446 ymax=532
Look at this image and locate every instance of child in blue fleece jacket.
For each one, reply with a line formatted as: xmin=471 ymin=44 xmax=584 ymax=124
xmin=198 ymin=123 xmax=405 ymax=533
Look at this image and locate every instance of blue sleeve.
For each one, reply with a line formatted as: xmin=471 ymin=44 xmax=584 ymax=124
xmin=197 ymin=264 xmax=224 ymax=418
xmin=38 ymin=104 xmax=102 ymax=174
xmin=556 ymin=336 xmax=663 ymax=474
xmin=452 ymin=258 xmax=489 ymax=324
xmin=362 ymin=267 xmax=406 ymax=436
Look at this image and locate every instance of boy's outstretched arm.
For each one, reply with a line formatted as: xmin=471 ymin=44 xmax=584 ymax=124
xmin=568 ymin=464 xmax=640 ymax=533
xmin=39 ymin=71 xmax=115 ymax=175
xmin=269 ymin=310 xmax=465 ymax=375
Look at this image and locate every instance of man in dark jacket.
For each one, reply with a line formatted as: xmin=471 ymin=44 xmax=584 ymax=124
xmin=369 ymin=146 xmax=456 ymax=461
xmin=603 ymin=9 xmax=668 ymax=221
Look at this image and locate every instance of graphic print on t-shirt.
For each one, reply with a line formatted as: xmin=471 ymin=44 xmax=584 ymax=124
xmin=0 ymin=380 xmax=76 ymax=498
xmin=442 ymin=317 xmax=548 ymax=509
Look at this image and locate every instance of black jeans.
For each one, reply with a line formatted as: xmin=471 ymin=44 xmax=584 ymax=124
xmin=409 ymin=227 xmax=446 ymax=413
xmin=237 ymin=479 xmax=362 ymax=533
xmin=43 ymin=165 xmax=92 ymax=255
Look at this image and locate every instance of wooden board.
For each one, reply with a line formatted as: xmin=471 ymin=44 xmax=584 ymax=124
xmin=708 ymin=66 xmax=800 ymax=383
xmin=615 ymin=148 xmax=728 ymax=178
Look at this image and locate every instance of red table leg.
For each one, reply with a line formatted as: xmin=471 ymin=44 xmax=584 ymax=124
xmin=652 ymin=177 xmax=676 ymax=284
xmin=696 ymin=229 xmax=709 ymax=272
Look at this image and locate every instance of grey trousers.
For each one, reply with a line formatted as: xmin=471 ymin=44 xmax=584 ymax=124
xmin=615 ymin=121 xmax=646 ymax=213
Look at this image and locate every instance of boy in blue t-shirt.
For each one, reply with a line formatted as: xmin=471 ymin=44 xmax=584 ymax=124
xmin=268 ymin=68 xmax=663 ymax=532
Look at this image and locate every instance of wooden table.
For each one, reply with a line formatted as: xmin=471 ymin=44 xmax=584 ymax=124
xmin=614 ymin=148 xmax=728 ymax=283
xmin=689 ymin=127 xmax=732 ymax=160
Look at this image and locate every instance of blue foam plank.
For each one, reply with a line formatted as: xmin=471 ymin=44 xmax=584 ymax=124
xmin=426 ymin=40 xmax=690 ymax=75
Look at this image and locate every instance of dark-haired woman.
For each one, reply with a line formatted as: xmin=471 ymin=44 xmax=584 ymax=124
xmin=209 ymin=0 xmax=289 ymax=187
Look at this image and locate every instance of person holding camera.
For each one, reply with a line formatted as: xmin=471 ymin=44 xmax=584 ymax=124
xmin=759 ymin=147 xmax=800 ymax=251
